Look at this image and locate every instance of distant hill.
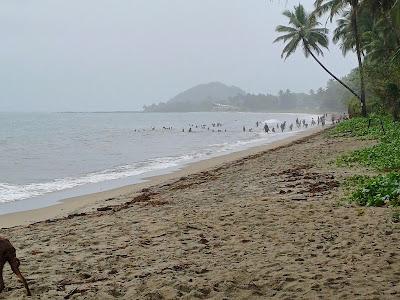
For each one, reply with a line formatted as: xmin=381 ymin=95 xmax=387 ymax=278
xmin=169 ymin=82 xmax=245 ymax=104
xmin=143 ymin=79 xmax=348 ymax=113
xmin=143 ymin=82 xmax=246 ymax=112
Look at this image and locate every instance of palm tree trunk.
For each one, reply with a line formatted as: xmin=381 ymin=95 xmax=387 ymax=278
xmin=387 ymin=1 xmax=400 ymax=46
xmin=352 ymin=1 xmax=368 ymax=117
xmin=304 ymin=42 xmax=361 ymax=101
xmin=384 ymin=13 xmax=400 ymax=47
xmin=392 ymin=99 xmax=400 ymax=121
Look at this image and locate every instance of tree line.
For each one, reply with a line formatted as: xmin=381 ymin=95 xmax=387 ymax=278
xmin=143 ymin=79 xmax=349 ymax=113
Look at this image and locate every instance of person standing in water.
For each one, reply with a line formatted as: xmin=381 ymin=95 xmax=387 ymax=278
xmin=264 ymin=123 xmax=270 ymax=133
xmin=280 ymin=121 xmax=286 ymax=132
xmin=321 ymin=116 xmax=325 ymax=126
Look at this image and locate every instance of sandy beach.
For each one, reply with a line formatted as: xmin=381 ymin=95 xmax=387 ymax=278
xmin=1 ymin=128 xmax=399 ymax=299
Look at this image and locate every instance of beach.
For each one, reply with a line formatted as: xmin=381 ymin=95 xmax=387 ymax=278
xmin=1 ymin=128 xmax=399 ymax=299
xmin=0 ymin=128 xmax=322 ymax=228
xmin=0 ymin=112 xmax=319 ymax=212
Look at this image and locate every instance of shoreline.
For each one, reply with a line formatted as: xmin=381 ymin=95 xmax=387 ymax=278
xmin=0 ymin=127 xmax=324 ymax=228
xmin=1 ymin=123 xmax=398 ymax=299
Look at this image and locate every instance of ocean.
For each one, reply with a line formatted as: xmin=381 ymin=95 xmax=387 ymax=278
xmin=0 ymin=112 xmax=319 ymax=214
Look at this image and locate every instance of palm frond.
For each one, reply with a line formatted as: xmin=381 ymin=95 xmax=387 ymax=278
xmin=392 ymin=47 xmax=400 ymax=62
xmin=281 ymin=36 xmax=301 ymax=59
xmin=273 ymin=32 xmax=297 ymax=43
xmin=275 ymin=4 xmax=329 ymax=59
xmin=275 ymin=25 xmax=297 ymax=33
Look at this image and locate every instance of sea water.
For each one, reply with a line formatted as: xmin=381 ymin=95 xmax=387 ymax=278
xmin=0 ymin=112 xmax=319 ymax=214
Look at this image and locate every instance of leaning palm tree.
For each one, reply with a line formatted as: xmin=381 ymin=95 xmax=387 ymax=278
xmin=274 ymin=4 xmax=361 ymax=101
xmin=314 ymin=0 xmax=367 ymax=116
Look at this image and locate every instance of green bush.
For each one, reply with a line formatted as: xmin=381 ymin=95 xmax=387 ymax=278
xmin=329 ymin=116 xmax=392 ymax=139
xmin=349 ymin=173 xmax=400 ymax=207
xmin=338 ymin=143 xmax=400 ymax=171
xmin=332 ymin=117 xmax=400 ymax=171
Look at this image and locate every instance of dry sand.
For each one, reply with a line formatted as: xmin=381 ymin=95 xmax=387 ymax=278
xmin=1 ymin=129 xmax=399 ymax=299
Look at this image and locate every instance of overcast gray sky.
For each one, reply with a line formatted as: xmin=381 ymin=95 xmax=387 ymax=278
xmin=0 ymin=0 xmax=356 ymax=112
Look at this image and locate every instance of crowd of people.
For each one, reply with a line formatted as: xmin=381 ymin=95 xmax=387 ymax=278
xmin=259 ymin=113 xmax=348 ymax=134
xmin=132 ymin=113 xmax=349 ymax=134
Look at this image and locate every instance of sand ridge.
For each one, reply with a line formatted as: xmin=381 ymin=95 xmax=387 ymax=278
xmin=0 ymin=131 xmax=399 ymax=299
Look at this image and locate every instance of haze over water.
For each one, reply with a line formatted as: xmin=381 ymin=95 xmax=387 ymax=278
xmin=0 ymin=111 xmax=318 ymax=213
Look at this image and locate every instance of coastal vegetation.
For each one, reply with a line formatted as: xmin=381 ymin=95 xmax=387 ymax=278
xmin=275 ymin=1 xmax=400 ymax=208
xmin=349 ymin=173 xmax=400 ymax=206
xmin=330 ymin=117 xmax=400 ymax=207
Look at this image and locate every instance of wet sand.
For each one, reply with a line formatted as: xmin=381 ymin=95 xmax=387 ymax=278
xmin=1 ymin=128 xmax=399 ymax=299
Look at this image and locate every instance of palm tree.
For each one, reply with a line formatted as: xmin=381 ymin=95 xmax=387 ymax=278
xmin=332 ymin=8 xmax=375 ymax=57
xmin=332 ymin=8 xmax=397 ymax=61
xmin=333 ymin=11 xmax=356 ymax=56
xmin=314 ymin=0 xmax=367 ymax=116
xmin=363 ymin=19 xmax=398 ymax=62
xmin=363 ymin=0 xmax=400 ymax=45
xmin=274 ymin=4 xmax=361 ymax=101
